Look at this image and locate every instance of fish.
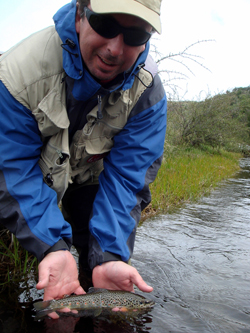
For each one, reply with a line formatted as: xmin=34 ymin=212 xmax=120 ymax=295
xmin=33 ymin=288 xmax=155 ymax=319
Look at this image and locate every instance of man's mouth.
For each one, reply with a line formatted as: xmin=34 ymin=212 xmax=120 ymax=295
xmin=99 ymin=56 xmax=116 ymax=66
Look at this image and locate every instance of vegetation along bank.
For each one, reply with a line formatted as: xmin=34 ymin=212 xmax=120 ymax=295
xmin=142 ymin=86 xmax=250 ymax=219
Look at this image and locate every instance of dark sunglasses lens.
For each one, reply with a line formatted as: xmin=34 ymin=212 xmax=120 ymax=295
xmin=86 ymin=8 xmax=151 ymax=46
xmin=124 ymin=29 xmax=151 ymax=46
xmin=89 ymin=14 xmax=118 ymax=39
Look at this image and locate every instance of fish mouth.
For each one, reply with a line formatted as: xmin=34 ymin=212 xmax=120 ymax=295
xmin=147 ymin=301 xmax=155 ymax=307
xmin=142 ymin=300 xmax=155 ymax=308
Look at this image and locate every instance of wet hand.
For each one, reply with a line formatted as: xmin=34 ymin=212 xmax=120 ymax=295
xmin=36 ymin=250 xmax=85 ymax=319
xmin=92 ymin=261 xmax=153 ymax=293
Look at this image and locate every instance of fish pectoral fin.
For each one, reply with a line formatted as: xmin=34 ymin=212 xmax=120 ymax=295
xmin=93 ymin=308 xmax=102 ymax=317
xmin=77 ymin=308 xmax=102 ymax=318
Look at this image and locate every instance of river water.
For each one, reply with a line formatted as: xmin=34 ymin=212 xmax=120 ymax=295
xmin=1 ymin=158 xmax=250 ymax=332
xmin=133 ymin=157 xmax=250 ymax=333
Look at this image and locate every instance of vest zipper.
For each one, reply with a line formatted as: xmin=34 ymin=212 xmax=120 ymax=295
xmin=96 ymin=94 xmax=122 ymax=130
xmin=97 ymin=95 xmax=103 ymax=119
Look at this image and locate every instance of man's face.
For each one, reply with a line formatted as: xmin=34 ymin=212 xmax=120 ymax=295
xmin=75 ymin=6 xmax=152 ymax=82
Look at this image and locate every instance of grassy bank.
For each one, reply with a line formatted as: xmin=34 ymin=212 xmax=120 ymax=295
xmin=142 ymin=147 xmax=242 ymax=219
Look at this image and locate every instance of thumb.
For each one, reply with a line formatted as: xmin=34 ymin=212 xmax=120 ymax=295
xmin=131 ymin=269 xmax=153 ymax=293
xmin=74 ymin=285 xmax=86 ymax=295
xmin=36 ymin=264 xmax=50 ymax=290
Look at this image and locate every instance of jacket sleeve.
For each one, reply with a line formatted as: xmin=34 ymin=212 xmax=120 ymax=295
xmin=88 ymin=74 xmax=167 ymax=269
xmin=0 ymin=80 xmax=72 ymax=261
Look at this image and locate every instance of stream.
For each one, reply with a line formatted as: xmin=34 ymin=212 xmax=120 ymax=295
xmin=1 ymin=158 xmax=250 ymax=332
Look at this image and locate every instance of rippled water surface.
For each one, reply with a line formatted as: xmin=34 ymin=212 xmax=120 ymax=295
xmin=1 ymin=158 xmax=250 ymax=332
xmin=133 ymin=157 xmax=250 ymax=332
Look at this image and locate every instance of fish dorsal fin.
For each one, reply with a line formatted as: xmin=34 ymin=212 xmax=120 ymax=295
xmin=87 ymin=287 xmax=108 ymax=294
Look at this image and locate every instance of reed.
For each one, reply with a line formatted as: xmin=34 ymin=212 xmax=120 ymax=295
xmin=0 ymin=229 xmax=37 ymax=290
xmin=142 ymin=147 xmax=241 ymax=219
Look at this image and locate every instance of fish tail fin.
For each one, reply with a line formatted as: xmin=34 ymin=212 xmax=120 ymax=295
xmin=33 ymin=300 xmax=52 ymax=311
xmin=34 ymin=309 xmax=54 ymax=320
xmin=33 ymin=300 xmax=53 ymax=320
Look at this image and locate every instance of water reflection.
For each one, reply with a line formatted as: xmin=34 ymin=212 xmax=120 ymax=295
xmin=40 ymin=313 xmax=154 ymax=333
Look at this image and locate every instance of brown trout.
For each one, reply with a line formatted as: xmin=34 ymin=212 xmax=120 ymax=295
xmin=34 ymin=288 xmax=155 ymax=319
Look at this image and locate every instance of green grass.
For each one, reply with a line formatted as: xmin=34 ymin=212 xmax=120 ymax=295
xmin=143 ymin=147 xmax=241 ymax=217
xmin=0 ymin=229 xmax=38 ymax=290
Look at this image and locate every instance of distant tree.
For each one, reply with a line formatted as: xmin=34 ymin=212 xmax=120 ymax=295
xmin=230 ymin=87 xmax=250 ymax=133
xmin=166 ymin=92 xmax=249 ymax=151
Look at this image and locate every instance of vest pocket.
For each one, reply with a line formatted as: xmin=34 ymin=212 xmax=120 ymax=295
xmin=39 ymin=139 xmax=70 ymax=203
xmin=74 ymin=159 xmax=103 ymax=185
xmin=34 ymin=88 xmax=69 ymax=137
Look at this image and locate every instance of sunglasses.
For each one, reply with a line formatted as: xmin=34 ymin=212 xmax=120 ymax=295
xmin=83 ymin=7 xmax=152 ymax=47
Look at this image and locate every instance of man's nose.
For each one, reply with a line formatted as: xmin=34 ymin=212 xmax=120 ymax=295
xmin=107 ymin=34 xmax=124 ymax=57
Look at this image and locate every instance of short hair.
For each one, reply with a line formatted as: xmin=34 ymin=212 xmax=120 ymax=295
xmin=77 ymin=0 xmax=90 ymax=17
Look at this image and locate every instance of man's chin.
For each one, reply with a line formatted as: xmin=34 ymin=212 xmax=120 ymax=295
xmin=92 ymin=71 xmax=117 ymax=83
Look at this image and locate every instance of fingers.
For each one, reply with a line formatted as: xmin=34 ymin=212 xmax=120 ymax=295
xmin=48 ymin=311 xmax=60 ymax=319
xmin=35 ymin=251 xmax=87 ymax=320
xmin=92 ymin=260 xmax=153 ymax=293
xmin=47 ymin=308 xmax=78 ymax=320
xmin=74 ymin=285 xmax=86 ymax=295
xmin=130 ymin=267 xmax=153 ymax=293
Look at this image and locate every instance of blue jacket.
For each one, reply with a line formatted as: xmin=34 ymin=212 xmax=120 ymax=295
xmin=0 ymin=0 xmax=167 ymax=268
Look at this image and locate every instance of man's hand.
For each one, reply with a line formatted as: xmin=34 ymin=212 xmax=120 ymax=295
xmin=92 ymin=261 xmax=153 ymax=293
xmin=36 ymin=250 xmax=85 ymax=319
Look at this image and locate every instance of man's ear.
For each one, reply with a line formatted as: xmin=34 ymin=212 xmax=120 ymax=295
xmin=75 ymin=2 xmax=82 ymax=33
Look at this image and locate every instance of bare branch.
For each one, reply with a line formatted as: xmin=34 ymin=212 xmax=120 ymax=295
xmin=150 ymin=39 xmax=215 ymax=96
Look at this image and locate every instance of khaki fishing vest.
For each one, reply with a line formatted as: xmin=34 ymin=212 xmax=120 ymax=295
xmin=0 ymin=26 xmax=152 ymax=202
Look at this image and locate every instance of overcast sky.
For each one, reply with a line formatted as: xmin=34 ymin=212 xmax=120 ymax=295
xmin=0 ymin=0 xmax=249 ymax=100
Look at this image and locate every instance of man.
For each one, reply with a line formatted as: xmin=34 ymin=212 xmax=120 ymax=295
xmin=0 ymin=0 xmax=166 ymax=318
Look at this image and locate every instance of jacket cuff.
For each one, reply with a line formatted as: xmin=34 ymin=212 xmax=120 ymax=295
xmin=89 ymin=251 xmax=122 ymax=270
xmin=44 ymin=239 xmax=71 ymax=257
xmin=88 ymin=235 xmax=124 ymax=270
